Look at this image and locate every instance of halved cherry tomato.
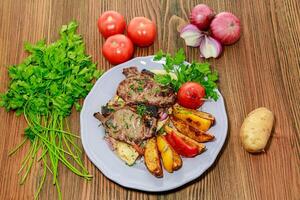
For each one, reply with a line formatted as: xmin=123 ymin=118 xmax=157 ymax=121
xmin=177 ymin=82 xmax=206 ymax=109
xmin=165 ymin=132 xmax=199 ymax=157
xmin=127 ymin=17 xmax=156 ymax=47
xmin=102 ymin=34 xmax=134 ymax=65
xmin=97 ymin=11 xmax=126 ymax=38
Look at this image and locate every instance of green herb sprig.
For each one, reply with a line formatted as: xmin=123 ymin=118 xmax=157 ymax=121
xmin=0 ymin=21 xmax=103 ymax=199
xmin=153 ymin=49 xmax=219 ymax=100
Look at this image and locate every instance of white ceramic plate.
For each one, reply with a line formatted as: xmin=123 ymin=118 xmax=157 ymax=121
xmin=80 ymin=56 xmax=228 ymax=192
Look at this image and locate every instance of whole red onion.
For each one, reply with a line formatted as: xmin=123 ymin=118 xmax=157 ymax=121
xmin=190 ymin=4 xmax=215 ymax=30
xmin=210 ymin=12 xmax=241 ymax=45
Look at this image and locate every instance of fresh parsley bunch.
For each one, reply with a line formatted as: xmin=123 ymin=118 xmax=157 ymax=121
xmin=154 ymin=49 xmax=219 ymax=100
xmin=0 ymin=21 xmax=103 ymax=199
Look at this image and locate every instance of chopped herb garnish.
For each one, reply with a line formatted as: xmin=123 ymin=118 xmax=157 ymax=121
xmin=137 ymin=86 xmax=143 ymax=92
xmin=136 ymin=104 xmax=147 ymax=116
xmin=154 ymin=87 xmax=161 ymax=94
xmin=129 ymin=84 xmax=135 ymax=90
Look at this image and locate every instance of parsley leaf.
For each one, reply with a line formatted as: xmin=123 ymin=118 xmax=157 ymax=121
xmin=154 ymin=49 xmax=219 ymax=100
xmin=0 ymin=21 xmax=98 ymax=199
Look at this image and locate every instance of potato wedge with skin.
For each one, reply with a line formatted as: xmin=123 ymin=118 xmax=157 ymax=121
xmin=173 ymin=104 xmax=215 ymax=122
xmin=165 ymin=125 xmax=206 ymax=153
xmin=115 ymin=141 xmax=139 ymax=166
xmin=171 ymin=116 xmax=214 ymax=142
xmin=170 ymin=146 xmax=182 ymax=170
xmin=173 ymin=106 xmax=213 ymax=132
xmin=157 ymin=136 xmax=173 ymax=173
xmin=144 ymin=138 xmax=163 ymax=177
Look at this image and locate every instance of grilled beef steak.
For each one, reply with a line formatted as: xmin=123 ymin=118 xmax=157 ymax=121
xmin=94 ymin=107 xmax=156 ymax=144
xmin=117 ymin=67 xmax=176 ymax=107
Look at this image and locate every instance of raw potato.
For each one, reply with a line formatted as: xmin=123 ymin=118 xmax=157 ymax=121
xmin=240 ymin=107 xmax=274 ymax=153
xmin=144 ymin=137 xmax=163 ymax=177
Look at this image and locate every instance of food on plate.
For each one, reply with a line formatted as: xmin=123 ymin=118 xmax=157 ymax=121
xmin=116 ymin=67 xmax=176 ymax=107
xmin=102 ymin=34 xmax=134 ymax=65
xmin=165 ymin=130 xmax=199 ymax=157
xmin=93 ymin=106 xmax=156 ymax=145
xmin=94 ymin=50 xmax=218 ymax=178
xmin=105 ymin=137 xmax=139 ymax=165
xmin=177 ymin=82 xmax=206 ymax=109
xmin=165 ymin=125 xmax=206 ymax=154
xmin=210 ymin=12 xmax=241 ymax=45
xmin=144 ymin=137 xmax=163 ymax=177
xmin=189 ymin=4 xmax=215 ymax=30
xmin=157 ymin=135 xmax=174 ymax=172
xmin=173 ymin=104 xmax=215 ymax=121
xmin=153 ymin=49 xmax=219 ymax=100
xmin=240 ymin=107 xmax=274 ymax=153
xmin=0 ymin=21 xmax=100 ymax=199
xmin=171 ymin=116 xmax=214 ymax=142
xmin=127 ymin=17 xmax=156 ymax=47
xmin=97 ymin=11 xmax=126 ymax=38
xmin=171 ymin=145 xmax=183 ymax=170
xmin=173 ymin=104 xmax=213 ymax=132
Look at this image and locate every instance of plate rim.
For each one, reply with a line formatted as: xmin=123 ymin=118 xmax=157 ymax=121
xmin=80 ymin=56 xmax=228 ymax=192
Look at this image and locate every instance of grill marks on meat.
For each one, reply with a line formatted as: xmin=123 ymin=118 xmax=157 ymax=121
xmin=117 ymin=67 xmax=176 ymax=107
xmin=94 ymin=107 xmax=156 ymax=144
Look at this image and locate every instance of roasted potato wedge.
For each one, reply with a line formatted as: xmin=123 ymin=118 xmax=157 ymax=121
xmin=157 ymin=135 xmax=173 ymax=173
xmin=173 ymin=104 xmax=215 ymax=122
xmin=115 ymin=141 xmax=139 ymax=166
xmin=144 ymin=137 xmax=163 ymax=177
xmin=165 ymin=125 xmax=206 ymax=154
xmin=171 ymin=116 xmax=214 ymax=142
xmin=171 ymin=146 xmax=182 ymax=170
xmin=173 ymin=109 xmax=213 ymax=132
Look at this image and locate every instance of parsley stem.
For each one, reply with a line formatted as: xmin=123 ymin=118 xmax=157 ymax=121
xmin=8 ymin=138 xmax=28 ymax=156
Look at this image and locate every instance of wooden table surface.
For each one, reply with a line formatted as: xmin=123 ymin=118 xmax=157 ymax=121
xmin=0 ymin=0 xmax=299 ymax=199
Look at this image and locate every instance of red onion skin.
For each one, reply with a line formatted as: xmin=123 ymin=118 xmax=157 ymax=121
xmin=180 ymin=24 xmax=203 ymax=47
xmin=199 ymin=35 xmax=223 ymax=58
xmin=210 ymin=12 xmax=241 ymax=45
xmin=190 ymin=4 xmax=215 ymax=31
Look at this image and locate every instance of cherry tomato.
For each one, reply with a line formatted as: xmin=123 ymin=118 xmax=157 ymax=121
xmin=165 ymin=132 xmax=199 ymax=157
xmin=177 ymin=82 xmax=205 ymax=109
xmin=97 ymin=11 xmax=126 ymax=38
xmin=127 ymin=17 xmax=156 ymax=47
xmin=102 ymin=34 xmax=134 ymax=65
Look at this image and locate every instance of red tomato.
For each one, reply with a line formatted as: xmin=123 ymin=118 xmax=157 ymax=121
xmin=127 ymin=17 xmax=156 ymax=47
xmin=177 ymin=82 xmax=205 ymax=109
xmin=165 ymin=132 xmax=199 ymax=157
xmin=97 ymin=11 xmax=126 ymax=38
xmin=102 ymin=34 xmax=134 ymax=65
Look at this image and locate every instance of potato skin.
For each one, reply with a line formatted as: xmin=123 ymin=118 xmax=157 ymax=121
xmin=240 ymin=107 xmax=274 ymax=153
xmin=171 ymin=116 xmax=215 ymax=143
xmin=144 ymin=137 xmax=163 ymax=177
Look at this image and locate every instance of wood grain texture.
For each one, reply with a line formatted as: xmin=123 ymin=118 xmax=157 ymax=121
xmin=0 ymin=0 xmax=299 ymax=199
